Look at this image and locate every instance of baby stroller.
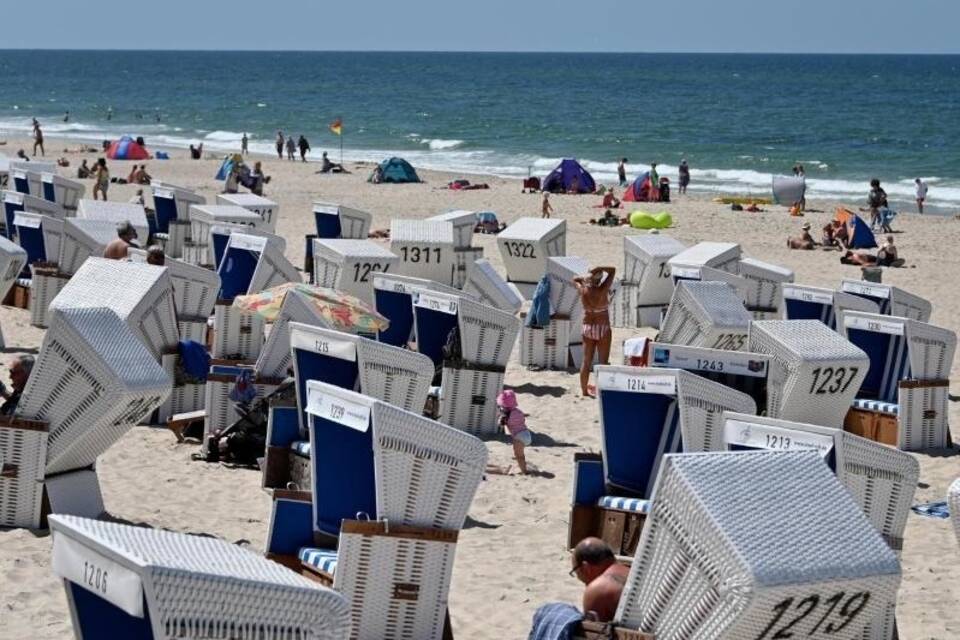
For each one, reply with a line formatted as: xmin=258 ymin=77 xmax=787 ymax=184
xmin=522 ymin=176 xmax=541 ymax=193
xmin=659 ymin=177 xmax=671 ymax=203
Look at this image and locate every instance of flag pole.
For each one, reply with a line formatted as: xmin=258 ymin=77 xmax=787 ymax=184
xmin=339 ymin=116 xmax=343 ymax=166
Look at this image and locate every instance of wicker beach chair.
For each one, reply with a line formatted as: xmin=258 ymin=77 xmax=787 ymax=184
xmin=40 ymin=173 xmax=85 ymax=210
xmin=312 ymin=239 xmax=398 ymax=304
xmin=13 ymin=211 xmax=63 ymax=268
xmin=150 ymin=182 xmax=205 ymax=258
xmin=156 ymin=254 xmax=220 ymax=321
xmin=11 ymin=167 xmax=43 ymax=197
xmin=216 ymin=192 xmax=279 ymax=231
xmin=658 ymin=281 xmax=753 ymax=351
xmin=497 ymin=216 xmax=566 ymax=299
xmin=781 ymin=283 xmax=880 ymax=329
xmin=0 ymin=307 xmax=171 ymax=527
xmin=840 ymin=279 xmax=932 ymax=322
xmin=75 ymin=199 xmax=149 ymax=245
xmin=255 ymin=291 xmax=332 ymax=378
xmin=0 ymin=235 xmax=27 ymax=347
xmin=313 ymin=202 xmax=372 ymax=239
xmin=49 ymin=514 xmax=350 ymax=640
xmin=426 ymin=210 xmax=483 ymax=287
xmin=737 ymin=257 xmax=795 ymax=319
xmin=840 ymin=310 xmax=956 ymax=450
xmin=189 ymin=203 xmax=263 ymax=264
xmin=666 ymin=240 xmax=741 ymax=274
xmin=390 ymin=219 xmax=458 ymax=286
xmin=615 ymin=234 xmax=687 ymax=328
xmin=49 ymin=257 xmax=179 ymax=360
xmin=568 ymin=366 xmax=756 ymax=555
xmin=207 ymin=223 xmax=286 ymax=270
xmin=749 ymin=319 xmax=869 ymax=427
xmin=2 ymin=190 xmax=65 ymax=239
xmin=460 ymin=258 xmax=523 ymax=313
xmin=671 ymin=264 xmax=749 ymax=300
xmin=58 ymin=218 xmax=119 ymax=276
xmin=615 ymin=450 xmax=902 ymax=640
xmin=372 ymin=272 xmax=466 ymax=347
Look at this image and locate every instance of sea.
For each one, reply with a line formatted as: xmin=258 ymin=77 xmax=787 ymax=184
xmin=0 ymin=50 xmax=957 ymax=211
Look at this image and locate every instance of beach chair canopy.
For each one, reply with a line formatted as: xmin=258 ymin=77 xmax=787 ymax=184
xmin=105 ymin=136 xmax=149 ymax=160
xmin=368 ymin=157 xmax=421 ymax=183
xmin=542 ymin=158 xmax=596 ymax=194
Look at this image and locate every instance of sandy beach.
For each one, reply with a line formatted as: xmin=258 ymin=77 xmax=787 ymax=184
xmin=1 ymin=137 xmax=958 ymax=640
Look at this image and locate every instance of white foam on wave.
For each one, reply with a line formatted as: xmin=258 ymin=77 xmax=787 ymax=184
xmin=204 ymin=130 xmax=246 ymax=143
xmin=423 ymin=138 xmax=463 ymax=150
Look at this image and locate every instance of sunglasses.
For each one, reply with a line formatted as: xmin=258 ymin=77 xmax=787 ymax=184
xmin=568 ymin=562 xmax=583 ymax=578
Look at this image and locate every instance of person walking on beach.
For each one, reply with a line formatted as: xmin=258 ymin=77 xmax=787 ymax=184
xmin=275 ymin=131 xmax=284 ymax=159
xmin=679 ymin=159 xmax=690 ymax=195
xmin=915 ymin=178 xmax=928 ymax=214
xmin=541 ymin=192 xmax=553 ymax=218
xmin=92 ymin=158 xmax=110 ymax=201
xmin=32 ymin=120 xmax=44 ymax=156
xmin=573 ymin=266 xmax=615 ymax=397
xmin=867 ymin=178 xmax=888 ymax=229
xmin=298 ymin=135 xmax=311 ymax=162
xmin=241 ymin=133 xmax=249 ymax=156
xmin=617 ymin=158 xmax=628 ymax=187
xmin=286 ymin=136 xmax=296 ymax=161
xmin=496 ymin=390 xmax=532 ymax=475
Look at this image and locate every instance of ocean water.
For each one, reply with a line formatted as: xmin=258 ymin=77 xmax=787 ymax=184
xmin=0 ymin=50 xmax=957 ymax=210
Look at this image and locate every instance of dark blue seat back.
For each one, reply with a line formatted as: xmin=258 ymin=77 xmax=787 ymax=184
xmin=847 ymin=328 xmax=909 ymax=402
xmin=17 ymin=224 xmax=46 ymax=265
xmin=784 ymin=298 xmax=834 ymax=328
xmin=375 ymin=288 xmax=414 ymax=347
xmin=413 ymin=305 xmax=458 ymax=368
xmin=3 ymin=201 xmax=24 ymax=239
xmin=293 ymin=349 xmax=360 ymax=431
xmin=217 ymin=247 xmax=259 ymax=300
xmin=13 ymin=176 xmax=29 ymax=195
xmin=69 ymin=583 xmax=153 ymax=639
xmin=42 ymin=181 xmax=56 ymax=203
xmin=211 ymin=231 xmax=231 ymax=270
xmin=314 ymin=212 xmax=343 ymax=239
xmin=154 ymin=194 xmax=177 ymax=234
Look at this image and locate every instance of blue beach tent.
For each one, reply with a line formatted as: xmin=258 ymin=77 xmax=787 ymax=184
xmin=369 ymin=157 xmax=421 ymax=184
xmin=542 ymin=159 xmax=596 ymax=194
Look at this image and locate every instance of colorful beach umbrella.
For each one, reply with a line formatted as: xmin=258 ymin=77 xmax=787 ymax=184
xmin=234 ymin=283 xmax=389 ymax=333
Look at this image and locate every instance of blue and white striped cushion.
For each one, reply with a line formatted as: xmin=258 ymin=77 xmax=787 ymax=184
xmin=852 ymin=398 xmax=900 ymax=416
xmin=299 ymin=548 xmax=338 ymax=575
xmin=16 ymin=278 xmax=30 ymax=288
xmin=290 ymin=440 xmax=311 ymax=458
xmin=598 ymin=496 xmax=651 ymax=514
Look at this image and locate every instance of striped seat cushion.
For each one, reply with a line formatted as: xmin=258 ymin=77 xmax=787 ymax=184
xmin=16 ymin=278 xmax=31 ymax=288
xmin=852 ymin=398 xmax=900 ymax=416
xmin=598 ymin=496 xmax=651 ymax=514
xmin=299 ymin=547 xmax=338 ymax=575
xmin=290 ymin=440 xmax=311 ymax=458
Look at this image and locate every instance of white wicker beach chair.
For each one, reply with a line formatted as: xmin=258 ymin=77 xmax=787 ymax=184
xmin=658 ymin=281 xmax=753 ymax=350
xmin=190 ymin=204 xmax=263 ymax=249
xmin=216 ymin=192 xmax=279 ymax=231
xmin=156 ymin=351 xmax=206 ymax=425
xmin=13 ymin=211 xmax=64 ymax=267
xmin=840 ymin=310 xmax=956 ymax=450
xmin=648 ymin=342 xmax=772 ymax=415
xmin=313 ymin=202 xmax=372 ymax=240
xmin=312 ymin=239 xmax=398 ymax=304
xmin=40 ymin=173 xmax=85 ymax=210
xmin=840 ymin=279 xmax=932 ymax=322
xmin=0 ymin=233 xmax=27 ymax=300
xmin=390 ymin=219 xmax=457 ymax=285
xmin=460 ymin=258 xmax=523 ymax=313
xmin=11 ymin=167 xmax=43 ymax=197
xmin=519 ymin=314 xmax=571 ymax=370
xmin=255 ymin=291 xmax=333 ymax=378
xmin=58 ymin=218 xmax=119 ymax=276
xmin=546 ymin=256 xmax=590 ymax=317
xmin=781 ymin=283 xmax=880 ymax=328
xmin=749 ymin=319 xmax=869 ymax=426
xmin=49 ymin=514 xmax=350 ymax=640
xmin=738 ymin=257 xmax=795 ymax=319
xmin=27 ymin=265 xmax=71 ymax=329
xmin=150 ymin=181 xmax=206 ymax=232
xmin=211 ymin=301 xmax=265 ymax=361
xmin=75 ymin=199 xmax=149 ymax=244
xmin=207 ymin=223 xmax=287 ymax=270
xmin=218 ymin=231 xmax=300 ymax=300
xmin=615 ymin=450 xmax=902 ymax=640
xmin=949 ymin=478 xmax=960 ymax=546
xmin=568 ymin=366 xmax=756 ymax=554
xmin=2 ymin=190 xmax=65 ymax=240
xmin=666 ymin=240 xmax=741 ymax=274
xmin=426 ymin=209 xmax=477 ymax=249
xmin=154 ymin=254 xmax=221 ymax=320
xmin=670 ymin=264 xmax=749 ymax=301
xmin=497 ymin=217 xmax=566 ymax=298
xmin=372 ymin=272 xmax=468 ymax=347
xmin=616 ymin=234 xmax=687 ymax=328
xmin=49 ymin=257 xmax=179 ymax=359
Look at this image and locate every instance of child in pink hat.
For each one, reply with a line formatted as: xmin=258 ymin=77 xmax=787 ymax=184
xmin=497 ymin=389 xmax=531 ymax=474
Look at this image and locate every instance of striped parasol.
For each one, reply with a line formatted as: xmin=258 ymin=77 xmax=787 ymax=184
xmin=234 ymin=282 xmax=389 ymax=333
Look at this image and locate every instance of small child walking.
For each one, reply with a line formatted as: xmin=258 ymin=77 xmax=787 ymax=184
xmin=496 ymin=390 xmax=532 ymax=474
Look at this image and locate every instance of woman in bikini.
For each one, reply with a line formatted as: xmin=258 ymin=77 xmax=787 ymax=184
xmin=573 ymin=266 xmax=616 ymax=397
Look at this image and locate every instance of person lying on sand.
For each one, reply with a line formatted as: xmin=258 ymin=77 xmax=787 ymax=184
xmin=589 ymin=210 xmax=625 ymax=226
xmin=787 ymin=222 xmax=815 ymax=250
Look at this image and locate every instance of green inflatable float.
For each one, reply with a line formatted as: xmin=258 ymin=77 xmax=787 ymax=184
xmin=629 ymin=211 xmax=673 ymax=229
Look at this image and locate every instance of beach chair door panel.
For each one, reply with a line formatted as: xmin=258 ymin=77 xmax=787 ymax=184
xmin=217 ymin=247 xmax=260 ymax=300
xmin=153 ymin=192 xmax=177 ymax=233
xmin=293 ymin=343 xmax=361 ymax=431
xmin=375 ymin=288 xmax=414 ymax=347
xmin=4 ymin=201 xmax=23 ymax=239
xmin=210 ymin=231 xmax=230 ymax=270
xmin=413 ymin=305 xmax=459 ymax=368
xmin=66 ymin=582 xmax=153 ymax=640
xmin=315 ymin=211 xmax=343 ymax=239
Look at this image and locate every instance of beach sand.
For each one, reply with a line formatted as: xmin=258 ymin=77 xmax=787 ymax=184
xmin=1 ymin=139 xmax=958 ymax=639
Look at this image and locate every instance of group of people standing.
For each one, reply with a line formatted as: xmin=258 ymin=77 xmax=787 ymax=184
xmin=616 ymin=158 xmax=690 ymax=195
xmin=275 ymin=131 xmax=311 ymax=162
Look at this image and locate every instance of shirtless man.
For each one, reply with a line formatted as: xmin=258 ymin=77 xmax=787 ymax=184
xmin=103 ymin=221 xmax=138 ymax=260
xmin=541 ymin=192 xmax=553 ymax=219
xmin=570 ymin=538 xmax=629 ymax=622
xmin=573 ymin=266 xmax=615 ymax=397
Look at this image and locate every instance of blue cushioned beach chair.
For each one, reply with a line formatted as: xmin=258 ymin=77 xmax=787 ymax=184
xmin=781 ymin=282 xmax=879 ymax=329
xmin=372 ymin=273 xmax=465 ymax=347
xmin=313 ymin=202 xmax=372 ymax=239
xmin=840 ymin=278 xmax=932 ymax=322
xmin=13 ymin=213 xmax=62 ymax=273
xmin=209 ymin=224 xmax=286 ymax=272
xmin=217 ymin=232 xmax=299 ymax=300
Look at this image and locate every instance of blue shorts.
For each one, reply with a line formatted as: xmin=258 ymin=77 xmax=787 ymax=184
xmin=512 ymin=429 xmax=532 ymax=446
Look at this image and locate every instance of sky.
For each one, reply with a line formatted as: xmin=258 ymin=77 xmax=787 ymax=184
xmin=4 ymin=0 xmax=958 ymax=54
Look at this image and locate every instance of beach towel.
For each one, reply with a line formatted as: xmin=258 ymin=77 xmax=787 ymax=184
xmin=527 ymin=603 xmax=583 ymax=640
xmin=526 ymin=275 xmax=551 ymax=328
xmin=911 ymin=501 xmax=950 ymax=519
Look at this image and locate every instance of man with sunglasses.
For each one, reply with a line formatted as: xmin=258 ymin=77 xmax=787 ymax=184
xmin=569 ymin=537 xmax=629 ymax=622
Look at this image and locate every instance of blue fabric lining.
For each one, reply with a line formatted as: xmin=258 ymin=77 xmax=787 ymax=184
xmin=375 ymin=288 xmax=415 ymax=347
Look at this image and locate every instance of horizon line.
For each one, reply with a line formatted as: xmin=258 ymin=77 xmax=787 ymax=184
xmin=0 ymin=48 xmax=958 ymax=56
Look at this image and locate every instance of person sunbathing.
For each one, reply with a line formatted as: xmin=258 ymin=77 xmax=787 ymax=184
xmin=840 ymin=250 xmax=878 ymax=266
xmin=601 ymin=190 xmax=620 ymax=209
xmin=319 ymin=152 xmax=348 ymax=174
xmin=569 ymin=538 xmax=629 ymax=623
xmin=103 ymin=221 xmax=138 ymax=260
xmin=787 ymin=222 xmax=815 ymax=250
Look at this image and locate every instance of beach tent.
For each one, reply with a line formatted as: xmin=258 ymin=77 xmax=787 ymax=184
xmin=106 ymin=136 xmax=149 ymax=161
xmin=772 ymin=175 xmax=806 ymax=205
xmin=834 ymin=207 xmax=877 ymax=249
xmin=623 ymin=171 xmax=654 ymax=202
xmin=368 ymin=157 xmax=421 ymax=184
xmin=542 ymin=159 xmax=595 ymax=194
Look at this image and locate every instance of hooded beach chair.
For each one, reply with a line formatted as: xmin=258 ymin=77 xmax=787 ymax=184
xmin=614 ymin=450 xmax=901 ymax=640
xmin=217 ymin=192 xmax=279 ymax=231
xmin=312 ymin=238 xmax=398 ymax=304
xmin=255 ymin=290 xmax=334 ymax=378
xmin=840 ymin=310 xmax=956 ymax=450
xmin=666 ymin=240 xmax=741 ymax=275
xmin=749 ymin=319 xmax=869 ymax=427
xmin=670 ymin=263 xmax=749 ymax=304
xmin=0 ymin=235 xmax=27 ymax=347
xmin=268 ymin=381 xmax=486 ymax=640
xmin=781 ymin=282 xmax=880 ymax=328
xmin=496 ymin=216 xmax=566 ymax=299
xmin=49 ymin=514 xmax=350 ymax=640
xmin=737 ymin=257 xmax=794 ymax=319
xmin=11 ymin=167 xmax=42 ymax=197
xmin=648 ymin=342 xmax=772 ymax=414
xmin=413 ymin=290 xmax=520 ymax=436
xmin=312 ymin=202 xmax=372 ymax=239
xmin=568 ymin=366 xmax=756 ymax=555
xmin=49 ymin=257 xmax=179 ymax=360
xmin=189 ymin=204 xmax=264 ymax=266
xmin=460 ymin=258 xmax=523 ymax=314
xmin=150 ymin=181 xmax=205 ymax=258
xmin=615 ymin=234 xmax=687 ymax=328
xmin=208 ymin=223 xmax=286 ymax=271
xmin=840 ymin=279 xmax=932 ymax=322
xmin=658 ymin=280 xmax=753 ymax=351
xmin=2 ymin=190 xmax=65 ymax=239
xmin=0 ymin=306 xmax=171 ymax=528
xmin=58 ymin=218 xmax=119 ymax=276
xmin=372 ymin=272 xmax=466 ymax=347
xmin=390 ymin=219 xmax=457 ymax=286
xmin=426 ymin=210 xmax=483 ymax=287
xmin=40 ymin=173 xmax=84 ymax=210
xmin=12 ymin=211 xmax=63 ymax=269
xmin=75 ymin=199 xmax=149 ymax=245
xmin=538 ymin=255 xmax=593 ymax=368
